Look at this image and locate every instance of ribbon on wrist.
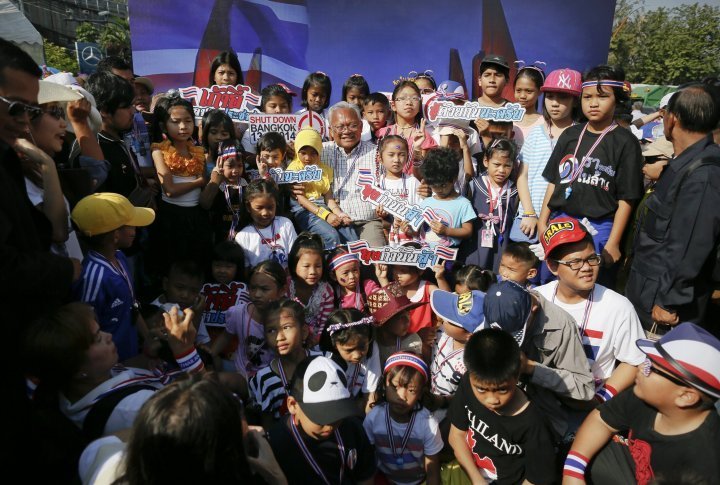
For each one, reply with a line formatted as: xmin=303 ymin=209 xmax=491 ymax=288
xmin=594 ymin=384 xmax=617 ymax=403
xmin=563 ymin=451 xmax=589 ymax=479
xmin=175 ymin=347 xmax=205 ymax=374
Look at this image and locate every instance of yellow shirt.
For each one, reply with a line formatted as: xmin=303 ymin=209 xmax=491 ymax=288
xmin=286 ymin=160 xmax=333 ymax=201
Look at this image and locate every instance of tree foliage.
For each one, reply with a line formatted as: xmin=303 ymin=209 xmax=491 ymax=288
xmin=43 ymin=39 xmax=78 ymax=73
xmin=75 ymin=22 xmax=100 ymax=43
xmin=609 ymin=0 xmax=720 ymax=85
xmin=99 ymin=17 xmax=131 ymax=58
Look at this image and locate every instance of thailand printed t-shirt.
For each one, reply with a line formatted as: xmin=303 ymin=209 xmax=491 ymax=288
xmin=541 ymin=124 xmax=643 ymax=219
xmin=449 ymin=374 xmax=557 ymax=485
xmin=420 ymin=195 xmax=476 ymax=248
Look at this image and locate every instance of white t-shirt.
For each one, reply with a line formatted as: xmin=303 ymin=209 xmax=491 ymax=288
xmin=363 ymin=403 xmax=444 ymax=485
xmin=535 ymin=282 xmax=645 ymax=386
xmin=235 ymin=216 xmax=297 ymax=269
xmin=430 ymin=331 xmax=466 ymax=397
xmin=378 ymin=173 xmax=421 ymax=207
xmin=162 ymin=174 xmax=201 ymax=206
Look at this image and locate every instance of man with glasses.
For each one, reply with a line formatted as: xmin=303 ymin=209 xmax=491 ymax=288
xmin=313 ymin=101 xmax=385 ymax=246
xmin=0 ymin=37 xmax=81 ymax=479
xmin=537 ymin=217 xmax=645 ymax=410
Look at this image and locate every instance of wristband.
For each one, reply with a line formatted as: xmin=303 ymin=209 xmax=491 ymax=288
xmin=521 ymin=213 xmax=538 ymax=218
xmin=563 ymin=451 xmax=589 ymax=479
xmin=316 ymin=207 xmax=331 ymax=221
xmin=594 ymin=384 xmax=617 ymax=403
xmin=175 ymin=347 xmax=205 ymax=374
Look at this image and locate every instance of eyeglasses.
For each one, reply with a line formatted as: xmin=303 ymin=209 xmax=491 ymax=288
xmin=0 ymin=95 xmax=43 ymax=120
xmin=331 ymin=122 xmax=360 ymax=133
xmin=640 ymin=358 xmax=688 ymax=387
xmin=395 ymin=96 xmax=421 ymax=104
xmin=551 ymin=253 xmax=602 ymax=271
xmin=43 ymin=106 xmax=66 ymax=120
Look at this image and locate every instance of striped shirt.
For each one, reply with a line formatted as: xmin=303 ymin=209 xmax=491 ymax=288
xmin=517 ymin=124 xmax=553 ymax=216
xmin=249 ymin=350 xmax=323 ymax=419
xmin=430 ymin=331 xmax=466 ymax=396
xmin=363 ymin=403 xmax=444 ymax=485
xmin=73 ymin=251 xmax=138 ymax=360
xmin=321 ymin=140 xmax=378 ymax=221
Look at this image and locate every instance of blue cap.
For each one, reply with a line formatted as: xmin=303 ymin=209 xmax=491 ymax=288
xmin=430 ymin=290 xmax=485 ymax=333
xmin=483 ymin=281 xmax=532 ymax=346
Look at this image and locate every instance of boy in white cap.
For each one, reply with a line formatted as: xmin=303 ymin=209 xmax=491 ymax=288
xmin=268 ymin=355 xmax=376 ymax=484
xmin=563 ymin=322 xmax=720 ymax=484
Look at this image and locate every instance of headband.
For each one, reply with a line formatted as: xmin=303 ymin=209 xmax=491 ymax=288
xmin=514 ymin=60 xmax=547 ymax=82
xmin=326 ymin=316 xmax=375 ymax=336
xmin=329 ymin=252 xmax=360 ymax=271
xmin=581 ymin=80 xmax=632 ymax=92
xmin=384 ymin=352 xmax=429 ymax=382
xmin=276 ymin=83 xmax=297 ymax=96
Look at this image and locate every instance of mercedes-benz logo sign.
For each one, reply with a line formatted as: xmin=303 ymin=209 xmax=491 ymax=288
xmin=81 ymin=46 xmax=102 ymax=66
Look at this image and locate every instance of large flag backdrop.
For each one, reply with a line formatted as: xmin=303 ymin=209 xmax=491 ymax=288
xmin=129 ymin=0 xmax=616 ymax=101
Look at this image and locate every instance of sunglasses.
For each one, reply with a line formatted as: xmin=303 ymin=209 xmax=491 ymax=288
xmin=0 ymin=95 xmax=43 ymax=120
xmin=640 ymin=358 xmax=688 ymax=387
xmin=43 ymin=105 xmax=66 ymax=120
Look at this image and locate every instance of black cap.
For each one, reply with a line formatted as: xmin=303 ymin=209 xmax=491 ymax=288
xmin=480 ymin=54 xmax=509 ymax=70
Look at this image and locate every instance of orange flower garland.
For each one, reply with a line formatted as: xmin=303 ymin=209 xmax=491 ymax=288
xmin=152 ymin=139 xmax=206 ymax=177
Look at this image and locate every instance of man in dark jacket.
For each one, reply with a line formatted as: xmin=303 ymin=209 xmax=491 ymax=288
xmin=626 ymin=84 xmax=720 ymax=336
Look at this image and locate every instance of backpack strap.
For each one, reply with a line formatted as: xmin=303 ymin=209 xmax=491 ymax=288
xmin=82 ymin=384 xmax=157 ymax=441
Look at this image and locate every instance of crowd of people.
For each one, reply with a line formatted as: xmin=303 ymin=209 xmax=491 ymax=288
xmin=2 ymin=37 xmax=720 ymax=484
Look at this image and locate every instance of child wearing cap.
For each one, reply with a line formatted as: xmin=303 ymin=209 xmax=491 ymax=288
xmin=368 ymin=283 xmax=424 ymax=367
xmin=563 ymin=323 xmax=720 ymax=484
xmin=71 ymin=193 xmax=155 ymax=360
xmin=268 ymin=355 xmax=376 ymax=485
xmin=483 ymin=280 xmax=595 ymax=439
xmin=286 ymin=128 xmax=355 ymax=249
xmin=363 ymin=352 xmax=443 ymax=485
xmin=448 ymin=328 xmax=557 ymax=484
xmin=537 ymin=216 xmax=645 ymax=409
xmin=475 ymin=54 xmax=510 ymax=108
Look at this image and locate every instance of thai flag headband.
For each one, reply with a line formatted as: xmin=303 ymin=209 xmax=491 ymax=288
xmin=329 ymin=252 xmax=360 ymax=271
xmin=581 ymin=80 xmax=631 ymax=92
xmin=384 ymin=352 xmax=429 ymax=382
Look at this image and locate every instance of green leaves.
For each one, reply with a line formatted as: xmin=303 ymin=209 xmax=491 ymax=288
xmin=43 ymin=39 xmax=79 ymax=73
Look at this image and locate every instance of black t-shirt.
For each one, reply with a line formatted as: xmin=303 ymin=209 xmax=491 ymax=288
xmin=268 ymin=414 xmax=376 ymax=485
xmin=96 ymin=132 xmax=140 ymax=198
xmin=599 ymin=387 xmax=720 ymax=483
xmin=210 ymin=184 xmax=243 ymax=243
xmin=541 ymin=123 xmax=643 ymax=219
xmin=449 ymin=375 xmax=557 ymax=485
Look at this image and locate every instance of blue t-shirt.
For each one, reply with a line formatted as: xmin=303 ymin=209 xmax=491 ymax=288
xmin=73 ymin=250 xmax=138 ymax=360
xmin=420 ymin=195 xmax=476 ymax=247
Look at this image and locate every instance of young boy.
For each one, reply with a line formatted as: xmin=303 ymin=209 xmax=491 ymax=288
xmin=498 ymin=242 xmax=538 ymax=287
xmin=448 ymin=328 xmax=557 ymax=484
xmin=476 ymin=54 xmax=510 ymax=108
xmin=268 ymin=355 xmax=376 ymax=485
xmin=483 ymin=280 xmax=595 ymax=439
xmin=536 ymin=216 xmax=645 ymax=405
xmin=563 ymin=323 xmax=720 ymax=484
xmin=253 ymin=131 xmax=288 ymax=179
xmin=286 ymin=128 xmax=353 ymax=249
xmin=420 ymin=147 xmax=476 ymax=249
xmin=71 ymin=193 xmax=155 ymax=360
xmin=361 ymin=92 xmax=390 ymax=143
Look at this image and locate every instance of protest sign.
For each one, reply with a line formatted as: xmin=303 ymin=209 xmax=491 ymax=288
xmin=178 ymin=84 xmax=261 ymax=122
xmin=347 ymin=240 xmax=457 ymax=270
xmin=269 ymin=165 xmax=324 ymax=184
xmin=247 ymin=112 xmax=327 ymax=145
xmin=425 ymin=100 xmax=525 ymax=123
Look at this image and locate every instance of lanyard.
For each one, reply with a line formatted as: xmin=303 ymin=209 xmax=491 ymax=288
xmin=392 ymin=124 xmax=420 ymax=171
xmin=348 ymin=361 xmax=362 ymax=395
xmin=482 ymin=176 xmax=511 ymax=235
xmin=251 ymin=218 xmax=279 ymax=261
xmin=290 ymin=418 xmax=345 ymax=485
xmin=563 ymin=123 xmax=617 ymax=198
xmin=223 ymin=182 xmax=242 ymax=240
xmin=552 ymin=284 xmax=594 ymax=336
xmin=335 ymin=147 xmax=363 ymax=196
xmin=431 ymin=336 xmax=464 ymax=385
xmin=396 ymin=336 xmax=402 ymax=352
xmin=90 ymin=251 xmax=136 ymax=304
xmin=385 ymin=405 xmax=417 ymax=466
xmin=276 ymin=351 xmax=309 ymax=390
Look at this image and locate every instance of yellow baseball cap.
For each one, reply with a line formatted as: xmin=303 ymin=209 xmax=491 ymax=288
xmin=294 ymin=128 xmax=323 ymax=158
xmin=71 ymin=193 xmax=155 ymax=236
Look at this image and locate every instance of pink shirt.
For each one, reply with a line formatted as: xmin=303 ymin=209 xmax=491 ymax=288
xmin=338 ymin=279 xmax=381 ymax=311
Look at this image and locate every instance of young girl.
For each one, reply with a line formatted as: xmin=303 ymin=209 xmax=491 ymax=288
xmin=241 ymin=83 xmax=295 ymax=155
xmin=512 ymin=63 xmax=546 ymax=149
xmin=201 ymin=109 xmax=235 ymax=176
xmin=210 ymin=260 xmax=286 ymax=378
xmin=296 ymin=71 xmax=331 ymax=119
xmin=376 ymin=81 xmax=437 ymax=174
xmin=249 ymin=299 xmax=320 ymax=430
xmin=208 ymin=51 xmax=243 ymax=87
xmin=512 ymin=68 xmax=581 ymax=245
xmin=287 ymin=232 xmax=335 ymax=343
xmin=200 ymin=143 xmax=247 ymax=242
xmin=361 ymin=92 xmax=392 ymax=143
xmin=412 ymin=70 xmax=437 ymax=95
xmin=328 ymin=247 xmax=389 ymax=311
xmin=462 ymin=138 xmax=519 ymax=273
xmin=368 ymin=283 xmax=423 ymax=367
xmin=453 ymin=264 xmax=497 ymax=293
xmin=363 ymin=352 xmax=442 ymax=485
xmin=374 ymin=135 xmax=423 ymax=245
xmin=538 ymin=65 xmax=644 ymax=271
xmin=235 ymin=179 xmax=297 ymax=272
xmin=320 ymin=308 xmax=381 ymax=411
xmin=342 ymin=74 xmax=370 ymax=107
xmin=150 ymin=95 xmax=212 ymax=273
